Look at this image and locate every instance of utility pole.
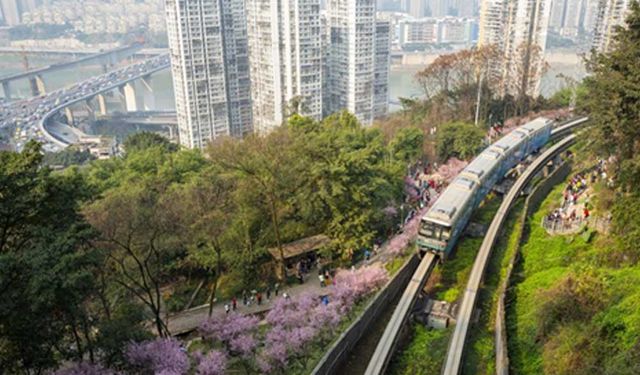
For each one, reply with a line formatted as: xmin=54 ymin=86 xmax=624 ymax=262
xmin=474 ymin=71 xmax=484 ymax=126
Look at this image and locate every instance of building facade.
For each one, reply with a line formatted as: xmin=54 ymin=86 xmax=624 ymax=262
xmin=326 ymin=0 xmax=389 ymax=125
xmin=245 ymin=0 xmax=323 ymax=133
xmin=593 ymin=0 xmax=632 ymax=52
xmin=165 ymin=0 xmax=252 ymax=149
xmin=479 ymin=0 xmax=552 ymax=97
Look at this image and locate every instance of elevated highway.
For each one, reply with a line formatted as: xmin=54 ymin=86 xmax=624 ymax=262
xmin=39 ymin=55 xmax=170 ymax=147
xmin=0 ymin=44 xmax=143 ymax=99
xmin=0 ymin=54 xmax=169 ymax=151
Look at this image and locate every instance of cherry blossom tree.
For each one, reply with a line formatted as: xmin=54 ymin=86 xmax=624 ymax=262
xmin=193 ymin=350 xmax=227 ymax=375
xmin=52 ymin=362 xmax=114 ymax=375
xmin=126 ymin=338 xmax=189 ymax=375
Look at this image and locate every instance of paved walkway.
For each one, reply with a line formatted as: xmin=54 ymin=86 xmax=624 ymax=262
xmin=167 ymin=280 xmax=323 ymax=335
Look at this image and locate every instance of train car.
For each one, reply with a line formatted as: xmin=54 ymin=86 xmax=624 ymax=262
xmin=417 ymin=117 xmax=553 ymax=258
xmin=417 ymin=177 xmax=479 ymax=254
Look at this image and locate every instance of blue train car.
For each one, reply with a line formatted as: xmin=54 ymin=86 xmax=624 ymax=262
xmin=417 ymin=117 xmax=553 ymax=258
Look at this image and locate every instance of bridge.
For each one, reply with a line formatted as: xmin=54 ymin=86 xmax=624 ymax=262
xmin=0 ymin=54 xmax=170 ymax=152
xmin=0 ymin=44 xmax=144 ymax=100
xmin=39 ymin=55 xmax=171 ymax=148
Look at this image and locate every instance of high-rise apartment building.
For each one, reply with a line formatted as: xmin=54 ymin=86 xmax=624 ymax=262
xmin=593 ymin=0 xmax=632 ymax=52
xmin=479 ymin=0 xmax=552 ymax=97
xmin=165 ymin=0 xmax=252 ymax=149
xmin=245 ymin=0 xmax=323 ymax=133
xmin=326 ymin=0 xmax=390 ymax=125
xmin=549 ymin=0 xmax=583 ymax=37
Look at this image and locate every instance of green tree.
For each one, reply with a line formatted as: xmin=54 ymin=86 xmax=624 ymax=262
xmin=0 ymin=141 xmax=102 ymax=372
xmin=388 ymin=127 xmax=424 ymax=164
xmin=292 ymin=112 xmax=401 ymax=261
xmin=164 ymin=168 xmax=236 ymax=315
xmin=123 ymin=131 xmax=178 ymax=154
xmin=435 ymin=121 xmax=485 ymax=161
xmin=584 ymin=1 xmax=640 ymax=191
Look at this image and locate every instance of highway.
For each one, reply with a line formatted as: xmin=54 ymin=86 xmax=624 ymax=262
xmin=0 ymin=54 xmax=169 ymax=152
xmin=441 ymin=120 xmax=587 ymax=375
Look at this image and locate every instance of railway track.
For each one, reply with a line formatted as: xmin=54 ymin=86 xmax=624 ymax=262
xmin=441 ymin=133 xmax=579 ymax=375
xmin=363 ymin=117 xmax=588 ymax=375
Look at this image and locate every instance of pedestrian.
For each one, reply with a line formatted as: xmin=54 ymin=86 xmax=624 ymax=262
xmin=319 ymin=273 xmax=325 ymax=288
xmin=266 ymin=286 xmax=272 ymax=300
xmin=584 ymin=208 xmax=590 ymax=218
xmin=364 ymin=249 xmax=371 ymax=261
xmin=274 ymin=282 xmax=279 ymax=296
xmin=257 ymin=292 xmax=262 ymax=305
xmin=232 ymin=296 xmax=237 ymax=311
xmin=224 ymin=303 xmax=230 ymax=314
xmin=242 ymin=290 xmax=248 ymax=306
xmin=321 ymin=295 xmax=329 ymax=305
xmin=283 ymin=292 xmax=290 ymax=300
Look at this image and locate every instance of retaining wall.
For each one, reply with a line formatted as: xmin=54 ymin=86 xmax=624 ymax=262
xmin=311 ymin=253 xmax=421 ymax=375
xmin=495 ymin=161 xmax=571 ymax=375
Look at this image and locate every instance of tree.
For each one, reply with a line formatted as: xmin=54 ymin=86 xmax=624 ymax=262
xmin=208 ymin=131 xmax=303 ymax=280
xmin=388 ymin=127 xmax=424 ymax=164
xmin=164 ymin=168 xmax=236 ymax=315
xmin=435 ymin=121 xmax=485 ymax=161
xmin=0 ymin=142 xmax=102 ymax=373
xmin=84 ymin=182 xmax=180 ymax=337
xmin=123 ymin=131 xmax=178 ymax=154
xmin=584 ymin=1 xmax=640 ymax=192
xmin=292 ymin=112 xmax=401 ymax=261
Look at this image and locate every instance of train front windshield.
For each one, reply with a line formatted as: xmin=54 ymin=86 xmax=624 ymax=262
xmin=418 ymin=220 xmax=450 ymax=252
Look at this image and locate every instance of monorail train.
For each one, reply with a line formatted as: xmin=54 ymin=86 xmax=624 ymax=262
xmin=417 ymin=117 xmax=553 ymax=257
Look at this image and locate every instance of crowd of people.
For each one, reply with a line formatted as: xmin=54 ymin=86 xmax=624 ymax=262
xmin=545 ymin=158 xmax=613 ymax=229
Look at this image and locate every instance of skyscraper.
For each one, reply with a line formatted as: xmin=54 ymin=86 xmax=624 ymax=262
xmin=326 ymin=0 xmax=390 ymax=125
xmin=549 ymin=0 xmax=583 ymax=37
xmin=479 ymin=0 xmax=552 ymax=97
xmin=245 ymin=0 xmax=323 ymax=133
xmin=593 ymin=0 xmax=632 ymax=52
xmin=165 ymin=0 xmax=253 ymax=149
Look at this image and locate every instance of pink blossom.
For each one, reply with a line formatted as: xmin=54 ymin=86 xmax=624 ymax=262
xmin=52 ymin=362 xmax=114 ymax=375
xmin=199 ymin=312 xmax=259 ymax=357
xmin=126 ymin=338 xmax=189 ymax=375
xmin=195 ymin=350 xmax=227 ymax=375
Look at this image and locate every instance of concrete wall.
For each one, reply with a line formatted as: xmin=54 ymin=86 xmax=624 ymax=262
xmin=495 ymin=161 xmax=571 ymax=375
xmin=311 ymin=254 xmax=421 ymax=375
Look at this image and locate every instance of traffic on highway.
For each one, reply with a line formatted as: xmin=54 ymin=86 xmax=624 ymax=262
xmin=0 ymin=54 xmax=169 ymax=152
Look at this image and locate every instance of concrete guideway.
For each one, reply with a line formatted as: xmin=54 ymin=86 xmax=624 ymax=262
xmin=441 ymin=134 xmax=578 ymax=375
xmin=364 ymin=252 xmax=438 ymax=375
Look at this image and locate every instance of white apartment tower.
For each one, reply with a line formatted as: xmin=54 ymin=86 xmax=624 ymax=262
xmin=479 ymin=0 xmax=552 ymax=98
xmin=165 ymin=0 xmax=253 ymax=149
xmin=245 ymin=0 xmax=323 ymax=133
xmin=326 ymin=0 xmax=390 ymax=125
xmin=593 ymin=0 xmax=632 ymax=52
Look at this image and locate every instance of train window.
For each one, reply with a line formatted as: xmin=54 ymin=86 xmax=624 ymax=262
xmin=442 ymin=229 xmax=451 ymax=240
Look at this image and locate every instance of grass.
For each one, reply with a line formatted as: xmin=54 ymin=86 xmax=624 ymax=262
xmin=506 ymin=181 xmax=600 ymax=374
xmin=387 ymin=324 xmax=451 ymax=374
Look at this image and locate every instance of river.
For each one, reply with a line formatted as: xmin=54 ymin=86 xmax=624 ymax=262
xmin=1 ymin=50 xmax=585 ymax=113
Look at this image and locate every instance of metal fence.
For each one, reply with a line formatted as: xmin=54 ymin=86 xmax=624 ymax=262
xmin=542 ymin=216 xmax=611 ymax=235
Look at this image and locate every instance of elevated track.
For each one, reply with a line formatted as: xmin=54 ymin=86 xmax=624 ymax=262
xmin=363 ymin=116 xmax=588 ymax=375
